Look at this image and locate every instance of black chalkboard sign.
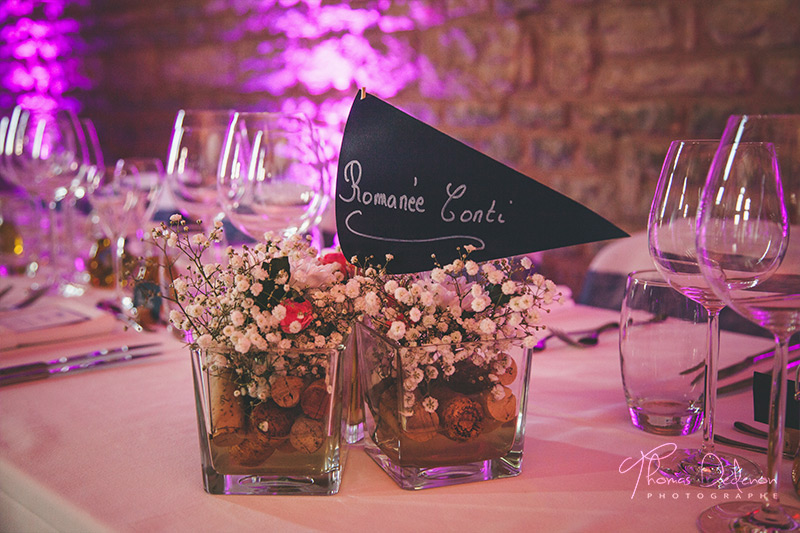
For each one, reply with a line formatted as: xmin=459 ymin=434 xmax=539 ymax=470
xmin=335 ymin=91 xmax=628 ymax=273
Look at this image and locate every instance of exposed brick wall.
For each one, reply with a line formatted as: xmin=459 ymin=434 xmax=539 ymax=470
xmin=65 ymin=0 xmax=800 ymax=293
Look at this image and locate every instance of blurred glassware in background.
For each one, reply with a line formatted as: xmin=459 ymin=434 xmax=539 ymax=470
xmin=217 ymin=111 xmax=328 ymax=241
xmin=88 ymin=157 xmax=163 ymax=314
xmin=166 ymin=109 xmax=233 ymax=258
xmin=59 ymin=117 xmax=107 ymax=295
xmin=3 ymin=105 xmax=87 ymax=292
xmin=0 ymin=112 xmax=44 ymax=278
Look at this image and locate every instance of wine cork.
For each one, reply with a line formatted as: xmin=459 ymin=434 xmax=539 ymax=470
xmin=482 ymin=386 xmax=517 ymax=423
xmin=229 ymin=430 xmax=275 ymax=467
xmin=447 ymin=359 xmax=491 ymax=394
xmin=402 ymin=402 xmax=439 ymax=442
xmin=441 ymin=395 xmax=484 ymax=442
xmin=496 ymin=355 xmax=517 ymax=386
xmin=271 ymin=375 xmax=305 ymax=408
xmin=301 ymin=379 xmax=330 ymax=420
xmin=250 ymin=400 xmax=294 ymax=441
xmin=375 ymin=385 xmax=401 ymax=441
xmin=208 ymin=368 xmax=246 ymax=447
xmin=290 ymin=417 xmax=325 ymax=453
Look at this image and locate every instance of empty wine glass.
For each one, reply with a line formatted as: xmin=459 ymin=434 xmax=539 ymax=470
xmin=217 ymin=111 xmax=327 ymax=240
xmin=696 ymin=115 xmax=800 ymax=532
xmin=648 ymin=139 xmax=761 ymax=487
xmin=89 ymin=157 xmax=163 ymax=310
xmin=4 ymin=106 xmax=86 ymax=289
xmin=166 ymin=109 xmax=233 ymax=254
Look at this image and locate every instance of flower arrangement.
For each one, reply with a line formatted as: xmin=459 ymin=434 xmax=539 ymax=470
xmin=149 ymin=215 xmax=362 ymax=402
xmin=352 ymin=248 xmax=563 ymax=474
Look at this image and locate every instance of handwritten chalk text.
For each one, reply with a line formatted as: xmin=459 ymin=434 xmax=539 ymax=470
xmin=338 ymin=160 xmax=425 ymax=213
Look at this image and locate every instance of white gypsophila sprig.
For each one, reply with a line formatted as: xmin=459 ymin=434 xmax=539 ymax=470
xmin=354 ymin=248 xmax=564 ymax=404
xmin=147 ymin=215 xmax=366 ymax=403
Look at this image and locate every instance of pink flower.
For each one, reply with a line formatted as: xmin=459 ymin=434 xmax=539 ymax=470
xmin=279 ymin=299 xmax=314 ymax=333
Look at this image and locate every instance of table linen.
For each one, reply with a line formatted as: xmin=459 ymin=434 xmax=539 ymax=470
xmin=0 ymin=289 xmax=792 ymax=532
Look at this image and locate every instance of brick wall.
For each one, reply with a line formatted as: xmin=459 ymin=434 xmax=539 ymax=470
xmin=53 ymin=0 xmax=800 ymax=293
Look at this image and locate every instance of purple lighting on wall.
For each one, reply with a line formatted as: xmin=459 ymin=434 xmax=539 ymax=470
xmin=212 ymin=0 xmax=442 ymax=197
xmin=0 ymin=0 xmax=88 ymax=113
xmin=221 ymin=0 xmax=440 ymax=118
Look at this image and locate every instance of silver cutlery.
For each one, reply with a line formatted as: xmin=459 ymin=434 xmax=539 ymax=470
xmin=534 ymin=321 xmax=619 ymax=351
xmin=0 ymin=285 xmax=12 ymax=302
xmin=0 ymin=285 xmax=49 ymax=312
xmin=717 ymin=355 xmax=800 ymax=396
xmin=714 ymin=434 xmax=796 ymax=460
xmin=685 ymin=343 xmax=800 ymax=385
xmin=574 ymin=321 xmax=619 ymax=346
xmin=0 ymin=342 xmax=162 ymax=387
xmin=96 ymin=300 xmax=149 ymax=332
xmin=733 ymin=421 xmax=799 ymax=454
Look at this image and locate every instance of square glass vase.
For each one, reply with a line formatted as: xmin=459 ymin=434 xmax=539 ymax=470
xmin=191 ymin=334 xmax=359 ymax=495
xmin=354 ymin=321 xmax=533 ymax=490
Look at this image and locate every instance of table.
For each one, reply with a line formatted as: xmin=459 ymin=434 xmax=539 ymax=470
xmin=0 ymin=286 xmax=795 ymax=532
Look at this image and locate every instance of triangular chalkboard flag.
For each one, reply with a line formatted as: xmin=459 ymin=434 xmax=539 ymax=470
xmin=336 ymin=91 xmax=628 ymax=274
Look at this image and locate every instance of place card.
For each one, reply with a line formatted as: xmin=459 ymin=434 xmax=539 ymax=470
xmin=753 ymin=371 xmax=799 ymax=429
xmin=0 ymin=303 xmax=118 ymax=351
xmin=335 ymin=91 xmax=628 ymax=273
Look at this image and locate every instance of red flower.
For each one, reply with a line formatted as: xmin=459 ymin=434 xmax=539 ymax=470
xmin=322 ymin=252 xmax=356 ymax=277
xmin=280 ymin=299 xmax=314 ymax=333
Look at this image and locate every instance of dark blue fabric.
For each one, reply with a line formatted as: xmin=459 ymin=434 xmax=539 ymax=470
xmin=578 ymin=270 xmax=771 ymax=338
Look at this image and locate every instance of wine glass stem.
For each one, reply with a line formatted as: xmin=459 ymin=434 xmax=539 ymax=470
xmin=763 ymin=334 xmax=791 ymax=513
xmin=45 ymin=201 xmax=62 ymax=286
xmin=701 ymin=308 xmax=721 ymax=455
xmin=112 ymin=235 xmax=125 ymax=303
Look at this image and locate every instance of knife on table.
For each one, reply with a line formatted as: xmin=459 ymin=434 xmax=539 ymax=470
xmin=0 ymin=343 xmax=162 ymax=387
xmin=717 ymin=354 xmax=800 ymax=396
xmin=687 ymin=343 xmax=800 ymax=385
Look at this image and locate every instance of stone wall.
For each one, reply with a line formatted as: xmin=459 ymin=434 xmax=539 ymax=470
xmin=58 ymin=0 xmax=800 ymax=293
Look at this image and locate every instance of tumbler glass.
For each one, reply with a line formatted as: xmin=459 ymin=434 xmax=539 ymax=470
xmin=619 ymin=269 xmax=706 ymax=436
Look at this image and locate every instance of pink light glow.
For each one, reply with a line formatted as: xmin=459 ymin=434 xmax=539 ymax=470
xmin=2 ymin=1 xmax=85 ymax=114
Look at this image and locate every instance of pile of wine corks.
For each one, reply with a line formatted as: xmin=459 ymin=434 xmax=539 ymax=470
xmin=376 ymin=352 xmax=519 ymax=445
xmin=207 ymin=369 xmax=332 ymax=467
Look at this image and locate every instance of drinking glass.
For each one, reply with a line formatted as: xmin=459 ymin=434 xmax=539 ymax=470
xmin=620 ymin=270 xmax=706 ymax=436
xmin=0 ymin=112 xmax=43 ymax=278
xmin=648 ymin=139 xmax=761 ymax=487
xmin=89 ymin=157 xmax=163 ymax=310
xmin=696 ymin=116 xmax=800 ymax=532
xmin=4 ymin=106 xmax=86 ymax=290
xmin=217 ymin=111 xmax=327 ymax=239
xmin=60 ymin=117 xmax=106 ymax=295
xmin=166 ymin=109 xmax=232 ymax=254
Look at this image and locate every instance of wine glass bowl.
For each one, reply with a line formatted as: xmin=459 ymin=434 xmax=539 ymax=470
xmin=696 ymin=116 xmax=800 ymax=532
xmin=217 ymin=111 xmax=327 ymax=239
xmin=89 ymin=157 xmax=164 ymax=310
xmin=4 ymin=106 xmax=87 ymax=289
xmin=166 ymin=109 xmax=233 ymax=227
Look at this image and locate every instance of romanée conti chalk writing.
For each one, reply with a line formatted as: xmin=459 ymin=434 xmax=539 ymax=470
xmin=338 ymin=160 xmax=509 ymax=225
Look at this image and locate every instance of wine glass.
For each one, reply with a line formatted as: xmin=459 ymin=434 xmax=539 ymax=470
xmin=696 ymin=116 xmax=800 ymax=531
xmin=217 ymin=111 xmax=328 ymax=240
xmin=89 ymin=157 xmax=163 ymax=310
xmin=5 ymin=106 xmax=87 ymax=289
xmin=166 ymin=109 xmax=233 ymax=255
xmin=648 ymin=139 xmax=761 ymax=487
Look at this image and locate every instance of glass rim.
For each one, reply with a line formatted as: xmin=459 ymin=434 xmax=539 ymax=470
xmin=625 ymin=268 xmax=670 ymax=287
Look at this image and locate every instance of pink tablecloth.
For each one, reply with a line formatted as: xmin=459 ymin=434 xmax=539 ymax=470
xmin=0 ymin=290 xmax=793 ymax=532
